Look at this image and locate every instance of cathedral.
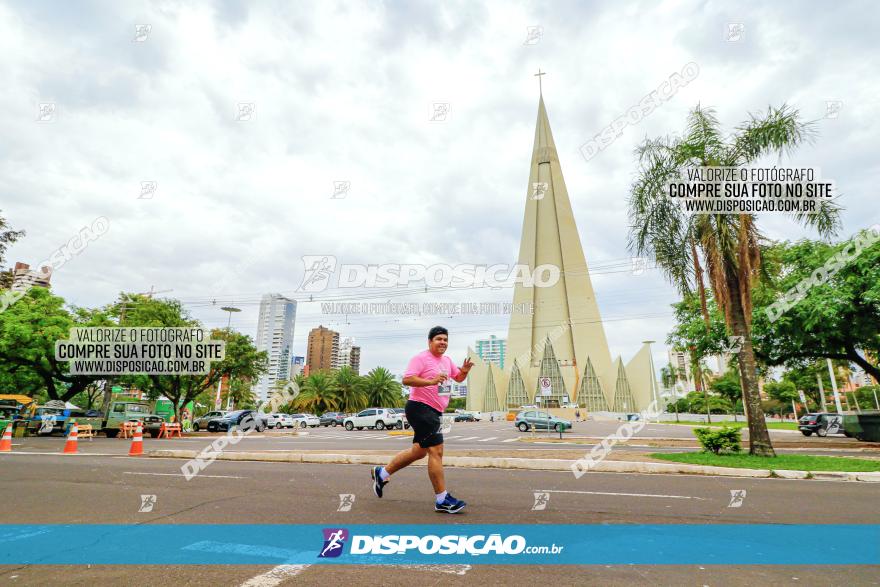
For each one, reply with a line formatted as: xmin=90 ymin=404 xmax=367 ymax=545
xmin=466 ymin=91 xmax=658 ymax=414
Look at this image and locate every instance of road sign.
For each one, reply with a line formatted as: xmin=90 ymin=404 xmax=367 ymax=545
xmin=539 ymin=377 xmax=552 ymax=396
xmin=798 ymin=390 xmax=807 ymax=405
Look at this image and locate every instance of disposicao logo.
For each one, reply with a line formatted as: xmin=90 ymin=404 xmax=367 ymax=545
xmin=318 ymin=528 xmax=349 ymax=558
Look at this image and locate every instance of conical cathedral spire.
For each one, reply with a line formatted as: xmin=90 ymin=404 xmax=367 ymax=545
xmin=466 ymin=83 xmax=652 ymax=415
xmin=504 ymin=92 xmax=615 ymax=407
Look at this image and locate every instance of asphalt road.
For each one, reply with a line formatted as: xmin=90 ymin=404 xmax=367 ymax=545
xmin=1 ymin=449 xmax=878 ymax=585
xmin=7 ymin=420 xmax=868 ymax=455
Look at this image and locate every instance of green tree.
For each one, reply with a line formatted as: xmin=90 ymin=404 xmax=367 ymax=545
xmin=292 ymin=371 xmax=338 ymax=414
xmin=660 ymin=363 xmax=677 ymax=390
xmin=333 ymin=366 xmax=368 ymax=413
xmin=223 ymin=377 xmax=257 ymax=410
xmin=780 ymin=359 xmax=849 ymax=408
xmin=710 ymin=367 xmax=742 ymax=409
xmin=361 ymin=367 xmax=404 ymax=408
xmin=117 ymin=295 xmax=267 ymax=422
xmin=763 ymin=380 xmax=798 ymax=403
xmin=629 ymin=104 xmax=840 ymax=456
xmin=0 ymin=287 xmax=112 ymax=401
xmin=751 ymin=237 xmax=880 ymax=381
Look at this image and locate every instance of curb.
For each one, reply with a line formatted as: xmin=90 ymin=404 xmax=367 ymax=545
xmin=146 ymin=450 xmax=880 ymax=482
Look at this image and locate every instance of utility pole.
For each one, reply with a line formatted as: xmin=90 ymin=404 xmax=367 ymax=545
xmin=817 ymin=374 xmax=828 ymax=412
xmin=827 ymin=359 xmax=843 ymax=413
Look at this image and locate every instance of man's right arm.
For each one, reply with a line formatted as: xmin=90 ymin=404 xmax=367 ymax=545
xmin=403 ymin=374 xmax=443 ymax=387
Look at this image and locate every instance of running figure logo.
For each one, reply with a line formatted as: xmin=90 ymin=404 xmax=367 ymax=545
xmin=139 ymin=494 xmax=157 ymax=513
xmin=337 ymin=494 xmax=355 ymax=512
xmin=38 ymin=414 xmax=56 ymax=435
xmin=532 ymin=492 xmax=550 ymax=511
xmin=298 ymin=255 xmax=337 ymax=292
xmin=318 ymin=528 xmax=349 ymax=558
xmin=727 ymin=489 xmax=747 ymax=508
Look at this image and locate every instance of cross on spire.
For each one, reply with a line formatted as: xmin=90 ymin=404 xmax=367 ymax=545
xmin=534 ymin=68 xmax=546 ymax=95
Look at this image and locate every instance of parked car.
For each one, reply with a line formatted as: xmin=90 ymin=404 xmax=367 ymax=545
xmin=319 ymin=412 xmax=346 ymax=427
xmin=265 ymin=413 xmax=295 ymax=429
xmin=289 ymin=413 xmax=321 ymax=428
xmin=453 ymin=413 xmax=476 ymax=422
xmin=207 ymin=410 xmax=266 ymax=433
xmin=388 ymin=408 xmax=409 ymax=429
xmin=514 ymin=410 xmax=572 ymax=432
xmin=799 ymin=413 xmax=845 ymax=437
xmin=344 ymin=408 xmax=402 ymax=431
xmin=193 ymin=410 xmax=228 ymax=432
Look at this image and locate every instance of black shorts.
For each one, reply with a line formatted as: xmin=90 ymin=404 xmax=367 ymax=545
xmin=405 ymin=400 xmax=443 ymax=448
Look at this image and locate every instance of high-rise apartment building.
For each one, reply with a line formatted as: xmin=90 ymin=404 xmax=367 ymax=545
xmin=475 ymin=335 xmax=506 ymax=369
xmin=254 ymin=294 xmax=297 ymax=402
xmin=307 ymin=325 xmax=339 ymax=372
xmin=11 ymin=262 xmax=52 ymax=291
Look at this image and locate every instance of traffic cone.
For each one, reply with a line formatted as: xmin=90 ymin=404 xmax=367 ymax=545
xmin=0 ymin=424 xmax=12 ymax=452
xmin=129 ymin=424 xmax=144 ymax=456
xmin=63 ymin=423 xmax=79 ymax=454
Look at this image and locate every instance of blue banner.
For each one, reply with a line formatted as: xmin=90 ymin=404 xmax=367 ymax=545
xmin=0 ymin=525 xmax=876 ymax=565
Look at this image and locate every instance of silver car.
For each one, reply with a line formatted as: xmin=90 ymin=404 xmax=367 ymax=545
xmin=193 ymin=410 xmax=228 ymax=432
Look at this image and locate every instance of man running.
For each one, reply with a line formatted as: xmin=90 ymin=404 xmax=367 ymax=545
xmin=371 ymin=326 xmax=473 ymax=513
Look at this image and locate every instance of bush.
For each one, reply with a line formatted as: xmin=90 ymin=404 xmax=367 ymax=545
xmin=693 ymin=426 xmax=741 ymax=454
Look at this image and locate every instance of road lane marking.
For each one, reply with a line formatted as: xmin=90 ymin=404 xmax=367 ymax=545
xmin=502 ymin=438 xmax=519 ymax=442
xmin=537 ymin=489 xmax=706 ymax=500
xmin=477 ymin=437 xmax=497 ymax=442
xmin=458 ymin=436 xmax=480 ymax=441
xmin=123 ymin=472 xmax=246 ymax=479
xmin=240 ymin=564 xmax=310 ymax=586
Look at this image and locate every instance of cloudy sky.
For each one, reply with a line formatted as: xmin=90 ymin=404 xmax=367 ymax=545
xmin=2 ymin=0 xmax=878 ymax=377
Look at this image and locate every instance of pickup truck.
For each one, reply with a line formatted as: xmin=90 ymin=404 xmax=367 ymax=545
xmin=343 ymin=408 xmax=403 ymax=431
xmin=103 ymin=400 xmax=165 ymax=438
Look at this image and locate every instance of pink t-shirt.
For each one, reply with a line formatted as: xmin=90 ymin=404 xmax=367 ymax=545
xmin=404 ymin=349 xmax=461 ymax=413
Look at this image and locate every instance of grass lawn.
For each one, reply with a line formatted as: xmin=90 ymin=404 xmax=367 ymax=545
xmin=663 ymin=420 xmax=798 ymax=430
xmin=651 ymin=452 xmax=880 ymax=472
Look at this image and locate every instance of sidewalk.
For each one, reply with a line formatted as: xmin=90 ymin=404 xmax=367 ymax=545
xmin=148 ymin=448 xmax=880 ymax=483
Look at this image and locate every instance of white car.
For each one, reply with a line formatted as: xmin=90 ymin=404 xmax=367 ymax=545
xmin=290 ymin=413 xmax=320 ymax=428
xmin=265 ymin=413 xmax=294 ymax=429
xmin=344 ymin=408 xmax=403 ymax=431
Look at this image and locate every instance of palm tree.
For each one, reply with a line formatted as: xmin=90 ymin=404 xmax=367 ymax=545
xmin=291 ymin=371 xmax=339 ymax=414
xmin=361 ymin=367 xmax=404 ymax=408
xmin=629 ymin=104 xmax=840 ymax=456
xmin=223 ymin=377 xmax=256 ymax=410
xmin=333 ymin=366 xmax=368 ymax=413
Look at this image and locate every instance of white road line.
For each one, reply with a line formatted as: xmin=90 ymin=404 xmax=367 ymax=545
xmin=477 ymin=437 xmax=497 ymax=442
xmin=446 ymin=435 xmax=461 ymax=439
xmin=400 ymin=564 xmax=471 ymax=575
xmin=240 ymin=564 xmax=310 ymax=586
xmin=502 ymin=438 xmax=519 ymax=443
xmin=537 ymin=489 xmax=705 ymax=500
xmin=457 ymin=436 xmax=480 ymax=441
xmin=123 ymin=471 xmax=246 ymax=479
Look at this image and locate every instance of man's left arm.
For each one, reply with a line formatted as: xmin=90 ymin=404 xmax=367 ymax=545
xmin=453 ymin=357 xmax=474 ymax=382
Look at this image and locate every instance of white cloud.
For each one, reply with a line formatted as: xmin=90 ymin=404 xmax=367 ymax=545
xmin=2 ymin=0 xmax=877 ymax=376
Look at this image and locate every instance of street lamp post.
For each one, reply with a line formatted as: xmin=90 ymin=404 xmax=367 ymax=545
xmin=215 ymin=306 xmax=241 ymax=410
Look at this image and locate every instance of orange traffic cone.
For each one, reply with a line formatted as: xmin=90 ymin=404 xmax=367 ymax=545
xmin=63 ymin=423 xmax=79 ymax=454
xmin=0 ymin=424 xmax=13 ymax=452
xmin=129 ymin=424 xmax=144 ymax=456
